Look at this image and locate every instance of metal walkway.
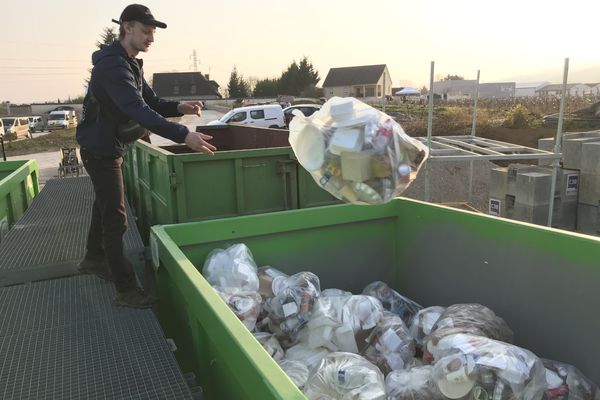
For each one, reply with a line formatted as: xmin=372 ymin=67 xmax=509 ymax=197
xmin=0 ymin=177 xmax=145 ymax=287
xmin=0 ymin=177 xmax=195 ymax=399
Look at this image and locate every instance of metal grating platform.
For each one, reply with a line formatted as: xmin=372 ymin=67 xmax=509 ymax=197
xmin=0 ymin=177 xmax=145 ymax=286
xmin=0 ymin=275 xmax=193 ymax=399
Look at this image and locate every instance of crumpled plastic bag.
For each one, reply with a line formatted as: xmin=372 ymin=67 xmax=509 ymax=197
xmin=265 ymin=272 xmax=321 ymax=340
xmin=202 ymin=243 xmax=259 ymax=292
xmin=303 ymin=352 xmax=386 ymax=400
xmin=213 ymin=288 xmax=262 ymax=331
xmin=278 ymin=359 xmax=310 ymax=389
xmin=423 ymin=303 xmax=514 ymax=361
xmin=253 ymin=332 xmax=284 ymax=361
xmin=362 ymin=281 xmax=422 ymax=324
xmin=289 ymin=97 xmax=428 ymax=205
xmin=284 ymin=343 xmax=331 ymax=371
xmin=542 ymin=359 xmax=600 ymax=399
xmin=429 ymin=333 xmax=546 ymax=400
xmin=386 ymin=366 xmax=444 ymax=400
xmin=409 ymin=306 xmax=446 ymax=348
xmin=362 ymin=312 xmax=416 ymax=375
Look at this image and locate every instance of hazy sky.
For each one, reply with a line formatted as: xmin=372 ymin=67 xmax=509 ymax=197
xmin=2 ymin=0 xmax=599 ymax=103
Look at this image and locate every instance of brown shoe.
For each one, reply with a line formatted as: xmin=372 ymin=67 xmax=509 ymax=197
xmin=78 ymin=258 xmax=113 ymax=282
xmin=115 ymin=288 xmax=157 ymax=309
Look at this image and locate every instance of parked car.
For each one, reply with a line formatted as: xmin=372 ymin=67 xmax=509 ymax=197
xmin=47 ymin=111 xmax=77 ymax=131
xmin=28 ymin=116 xmax=44 ymax=132
xmin=283 ymin=104 xmax=321 ymax=127
xmin=1 ymin=117 xmax=31 ymax=139
xmin=207 ymin=104 xmax=286 ymax=129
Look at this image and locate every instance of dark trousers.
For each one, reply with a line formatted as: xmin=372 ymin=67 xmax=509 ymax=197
xmin=81 ymin=148 xmax=136 ymax=292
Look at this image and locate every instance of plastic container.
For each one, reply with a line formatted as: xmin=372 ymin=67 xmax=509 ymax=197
xmin=151 ymin=198 xmax=600 ymax=399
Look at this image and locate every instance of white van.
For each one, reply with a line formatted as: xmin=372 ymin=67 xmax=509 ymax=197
xmin=207 ymin=104 xmax=285 ymax=129
xmin=1 ymin=117 xmax=31 ymax=139
xmin=48 ymin=111 xmax=77 ymax=130
xmin=28 ymin=116 xmax=44 ymax=132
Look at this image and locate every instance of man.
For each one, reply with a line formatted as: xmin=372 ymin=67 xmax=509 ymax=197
xmin=76 ymin=4 xmax=216 ymax=308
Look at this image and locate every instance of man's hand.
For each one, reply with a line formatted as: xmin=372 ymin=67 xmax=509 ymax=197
xmin=185 ymin=131 xmax=216 ymax=155
xmin=178 ymin=101 xmax=203 ymax=116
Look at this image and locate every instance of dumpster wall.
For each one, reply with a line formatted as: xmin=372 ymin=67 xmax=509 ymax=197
xmin=0 ymin=160 xmax=39 ymax=242
xmin=152 ymin=199 xmax=600 ymax=399
xmin=125 ymin=124 xmax=338 ymax=242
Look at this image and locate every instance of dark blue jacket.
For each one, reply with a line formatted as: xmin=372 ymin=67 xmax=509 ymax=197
xmin=76 ymin=41 xmax=188 ymax=157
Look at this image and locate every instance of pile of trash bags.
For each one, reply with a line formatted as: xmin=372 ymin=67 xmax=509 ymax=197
xmin=203 ymin=243 xmax=599 ymax=399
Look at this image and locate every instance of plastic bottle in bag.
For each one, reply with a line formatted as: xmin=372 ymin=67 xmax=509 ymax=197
xmin=409 ymin=306 xmax=445 ymax=348
xmin=278 ymin=359 xmax=310 ymax=389
xmin=337 ymin=295 xmax=384 ymax=354
xmin=362 ymin=281 xmax=422 ymax=324
xmin=386 ymin=366 xmax=444 ymax=400
xmin=202 ymin=243 xmax=259 ymax=292
xmin=303 ymin=352 xmax=386 ymax=400
xmin=214 ymin=288 xmax=262 ymax=331
xmin=362 ymin=312 xmax=415 ymax=375
xmin=541 ymin=359 xmax=600 ymax=399
xmin=257 ymin=266 xmax=289 ymax=298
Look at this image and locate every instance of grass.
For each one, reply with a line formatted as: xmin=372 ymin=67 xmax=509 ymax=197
xmin=2 ymin=129 xmax=78 ymax=157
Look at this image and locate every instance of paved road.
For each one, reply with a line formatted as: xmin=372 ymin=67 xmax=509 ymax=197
xmin=7 ymin=110 xmax=224 ymax=186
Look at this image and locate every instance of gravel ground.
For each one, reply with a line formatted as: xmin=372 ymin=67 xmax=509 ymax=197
xmin=402 ymin=159 xmax=498 ymax=213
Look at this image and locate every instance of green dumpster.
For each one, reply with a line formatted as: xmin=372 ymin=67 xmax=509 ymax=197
xmin=150 ymin=198 xmax=600 ymax=399
xmin=124 ymin=125 xmax=338 ymax=242
xmin=0 ymin=160 xmax=39 ymax=242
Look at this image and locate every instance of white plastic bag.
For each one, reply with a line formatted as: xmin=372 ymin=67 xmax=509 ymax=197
xmin=303 ymin=352 xmax=386 ymax=400
xmin=214 ymin=288 xmax=262 ymax=331
xmin=202 ymin=243 xmax=259 ymax=292
xmin=386 ymin=366 xmax=444 ymax=400
xmin=289 ymin=97 xmax=428 ymax=205
xmin=362 ymin=281 xmax=422 ymax=324
xmin=253 ymin=332 xmax=284 ymax=360
xmin=278 ymin=359 xmax=310 ymax=389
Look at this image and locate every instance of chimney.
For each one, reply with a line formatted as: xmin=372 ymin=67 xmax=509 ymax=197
xmin=204 ymin=74 xmax=210 ymax=80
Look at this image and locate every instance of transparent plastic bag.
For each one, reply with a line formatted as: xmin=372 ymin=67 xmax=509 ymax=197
xmin=362 ymin=281 xmax=422 ymax=324
xmin=278 ymin=359 xmax=310 ymax=389
xmin=289 ymin=97 xmax=428 ymax=205
xmin=408 ymin=306 xmax=445 ymax=347
xmin=202 ymin=243 xmax=259 ymax=292
xmin=265 ymin=272 xmax=321 ymax=340
xmin=253 ymin=332 xmax=284 ymax=361
xmin=386 ymin=366 xmax=444 ymax=400
xmin=541 ymin=359 xmax=600 ymax=399
xmin=362 ymin=312 xmax=415 ymax=375
xmin=285 ymin=343 xmax=331 ymax=371
xmin=303 ymin=352 xmax=386 ymax=400
xmin=214 ymin=288 xmax=262 ymax=331
xmin=424 ymin=303 xmax=514 ymax=360
xmin=430 ymin=333 xmax=546 ymax=400
xmin=257 ymin=266 xmax=289 ymax=298
xmin=338 ymin=295 xmax=384 ymax=354
xmin=300 ymin=289 xmax=353 ymax=352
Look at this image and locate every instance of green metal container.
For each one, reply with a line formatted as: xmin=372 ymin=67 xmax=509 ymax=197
xmin=0 ymin=160 xmax=39 ymax=242
xmin=151 ymin=199 xmax=600 ymax=399
xmin=124 ymin=125 xmax=338 ymax=241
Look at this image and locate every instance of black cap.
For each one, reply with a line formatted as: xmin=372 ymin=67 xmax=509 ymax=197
xmin=112 ymin=4 xmax=167 ymax=29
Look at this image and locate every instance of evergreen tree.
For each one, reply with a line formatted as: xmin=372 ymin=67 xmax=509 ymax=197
xmin=227 ymin=67 xmax=241 ymax=98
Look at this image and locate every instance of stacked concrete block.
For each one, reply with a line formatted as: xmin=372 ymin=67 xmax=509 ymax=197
xmin=537 ymin=137 xmax=555 ymax=166
xmin=562 ymin=136 xmax=600 ymax=171
xmin=488 ymin=164 xmax=579 ymax=229
xmin=577 ymin=141 xmax=600 ymax=234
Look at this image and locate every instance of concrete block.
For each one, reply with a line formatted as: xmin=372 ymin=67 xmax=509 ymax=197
xmin=562 ymin=137 xmax=600 ymax=170
xmin=579 ymin=173 xmax=600 ymax=206
xmin=515 ymin=171 xmax=552 ymax=205
xmin=514 ymin=201 xmax=550 ymax=225
xmin=555 ymin=168 xmax=579 ymax=200
xmin=538 ymin=137 xmax=555 ymax=166
xmin=581 ymin=141 xmax=600 ymax=174
xmin=552 ymin=196 xmax=578 ymax=230
xmin=489 ymin=168 xmax=508 ymax=199
xmin=576 ymin=203 xmax=600 ymax=235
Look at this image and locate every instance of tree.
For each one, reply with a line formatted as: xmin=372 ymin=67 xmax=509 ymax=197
xmin=96 ymin=27 xmax=118 ymax=49
xmin=420 ymin=85 xmax=429 ymax=94
xmin=296 ymin=57 xmax=320 ymax=96
xmin=227 ymin=67 xmax=251 ymax=99
xmin=253 ymin=78 xmax=279 ymax=97
xmin=442 ymin=74 xmax=464 ymax=81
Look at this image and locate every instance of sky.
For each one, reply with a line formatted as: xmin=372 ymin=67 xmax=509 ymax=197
xmin=2 ymin=0 xmax=599 ymax=104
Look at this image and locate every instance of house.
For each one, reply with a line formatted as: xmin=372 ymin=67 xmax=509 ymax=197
xmin=536 ymin=83 xmax=591 ymax=97
xmin=432 ymin=80 xmax=477 ymax=101
xmin=322 ymin=64 xmax=392 ymax=99
xmin=478 ymin=82 xmax=515 ymax=99
xmin=515 ymin=82 xmax=550 ymax=97
xmin=152 ymin=72 xmax=222 ymax=100
xmin=586 ymin=83 xmax=600 ymax=96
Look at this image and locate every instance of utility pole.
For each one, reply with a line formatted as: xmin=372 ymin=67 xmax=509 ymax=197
xmin=191 ymin=49 xmax=198 ymax=72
